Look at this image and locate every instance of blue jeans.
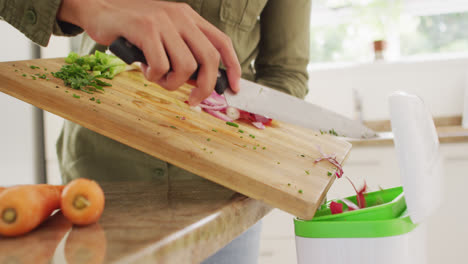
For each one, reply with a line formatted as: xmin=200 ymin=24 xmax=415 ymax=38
xmin=202 ymin=221 xmax=262 ymax=264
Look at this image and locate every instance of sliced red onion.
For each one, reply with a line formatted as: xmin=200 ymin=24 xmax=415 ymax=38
xmin=314 ymin=146 xmax=344 ymax=178
xmin=252 ymin=122 xmax=265 ymax=129
xmin=204 ymin=109 xmax=233 ymax=122
xmin=225 ymin=106 xmax=240 ymax=120
xmin=190 ymin=105 xmax=202 ymax=113
xmin=341 ymin=198 xmax=360 ymax=211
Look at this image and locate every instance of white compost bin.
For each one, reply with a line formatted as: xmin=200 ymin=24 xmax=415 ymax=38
xmin=294 ymin=92 xmax=443 ymax=264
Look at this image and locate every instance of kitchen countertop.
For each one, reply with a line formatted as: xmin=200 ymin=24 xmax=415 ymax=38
xmin=348 ymin=116 xmax=468 ymax=146
xmin=0 ymin=177 xmax=272 ymax=264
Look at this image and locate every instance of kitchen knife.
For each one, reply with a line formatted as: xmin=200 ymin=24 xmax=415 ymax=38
xmin=110 ymin=37 xmax=377 ymax=139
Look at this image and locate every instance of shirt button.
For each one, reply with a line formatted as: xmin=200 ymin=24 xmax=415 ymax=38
xmin=25 ymin=8 xmax=37 ymax=25
xmin=154 ymin=168 xmax=165 ymax=177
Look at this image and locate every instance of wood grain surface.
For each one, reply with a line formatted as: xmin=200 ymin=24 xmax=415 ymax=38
xmin=0 ymin=58 xmax=352 ymax=219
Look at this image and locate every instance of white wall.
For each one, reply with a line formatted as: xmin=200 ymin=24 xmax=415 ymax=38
xmin=306 ymin=55 xmax=468 ymax=121
xmin=0 ymin=21 xmax=38 ymax=186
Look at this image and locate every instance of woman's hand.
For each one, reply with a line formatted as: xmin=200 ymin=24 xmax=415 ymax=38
xmin=58 ymin=0 xmax=241 ymax=105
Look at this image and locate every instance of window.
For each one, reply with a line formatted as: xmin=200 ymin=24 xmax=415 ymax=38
xmin=310 ymin=0 xmax=468 ymax=65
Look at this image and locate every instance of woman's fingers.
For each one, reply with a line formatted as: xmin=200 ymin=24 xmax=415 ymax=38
xmin=194 ymin=15 xmax=241 ymax=93
xmin=158 ymin=25 xmax=198 ymax=91
xmin=181 ymin=25 xmax=221 ymax=105
xmin=141 ymin=35 xmax=171 ymax=83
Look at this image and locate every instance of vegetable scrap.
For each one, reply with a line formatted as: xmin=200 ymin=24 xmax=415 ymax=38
xmin=196 ymin=91 xmax=272 ymax=129
xmin=329 ymin=201 xmax=343 ymax=214
xmin=314 ymin=146 xmax=343 ymax=178
xmin=328 ymin=178 xmax=367 ymax=215
xmin=345 ymin=177 xmax=367 ymax=208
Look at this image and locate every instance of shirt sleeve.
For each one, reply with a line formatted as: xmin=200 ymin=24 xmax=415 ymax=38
xmin=255 ymin=0 xmax=311 ymax=99
xmin=0 ymin=0 xmax=83 ymax=47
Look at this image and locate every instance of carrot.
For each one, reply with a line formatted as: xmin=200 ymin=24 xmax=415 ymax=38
xmin=61 ymin=178 xmax=105 ymax=225
xmin=0 ymin=184 xmax=64 ymax=237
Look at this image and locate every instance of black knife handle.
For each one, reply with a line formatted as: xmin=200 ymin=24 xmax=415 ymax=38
xmin=109 ymin=36 xmax=229 ymax=95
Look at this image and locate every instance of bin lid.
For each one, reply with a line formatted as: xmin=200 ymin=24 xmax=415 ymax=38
xmin=389 ymin=91 xmax=443 ymax=224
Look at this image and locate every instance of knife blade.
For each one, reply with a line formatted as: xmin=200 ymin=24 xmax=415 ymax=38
xmin=110 ymin=37 xmax=377 ymax=139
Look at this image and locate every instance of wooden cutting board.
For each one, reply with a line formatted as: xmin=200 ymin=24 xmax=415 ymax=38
xmin=0 ymin=58 xmax=351 ymax=220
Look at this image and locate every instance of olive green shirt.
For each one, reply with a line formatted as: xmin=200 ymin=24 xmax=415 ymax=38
xmin=1 ymin=0 xmax=311 ymax=183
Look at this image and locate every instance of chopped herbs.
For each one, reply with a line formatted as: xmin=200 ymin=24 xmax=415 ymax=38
xmin=72 ymin=94 xmax=80 ymax=99
xmin=253 ymin=146 xmax=257 ymax=150
xmin=96 ymin=99 xmax=101 ymax=104
xmin=22 ymin=74 xmax=26 ymax=77
xmin=249 ymin=134 xmax=255 ymax=139
xmin=90 ymin=97 xmax=95 ymax=101
xmin=238 ymin=129 xmax=244 ymax=133
xmin=305 ymin=170 xmax=310 ymax=175
xmin=262 ymin=147 xmax=266 ymax=150
xmin=117 ymin=103 xmax=121 ymax=106
xmin=300 ymin=154 xmax=305 ymax=157
xmin=44 ymin=68 xmax=47 ymax=71
xmin=277 ymin=162 xmax=280 ymax=164
xmin=329 ymin=129 xmax=339 ymax=136
xmin=55 ymin=86 xmax=59 ymax=88
xmin=31 ymin=76 xmax=36 ymax=80
xmin=288 ymin=183 xmax=291 ymax=186
xmin=207 ymin=138 xmax=211 ymax=141
xmin=14 ymin=69 xmax=18 ymax=72
xmin=53 ymin=51 xmax=126 ymax=93
xmin=170 ymin=125 xmax=177 ymax=129
xmin=212 ymin=129 xmax=217 ymax=132
xmin=29 ymin=65 xmax=40 ymax=69
xmin=144 ymin=84 xmax=148 ymax=87
xmin=53 ymin=64 xmax=111 ymax=93
xmin=327 ymin=171 xmax=332 ymax=176
xmin=226 ymin=121 xmax=239 ymax=128
xmin=298 ymin=190 xmax=303 ymax=194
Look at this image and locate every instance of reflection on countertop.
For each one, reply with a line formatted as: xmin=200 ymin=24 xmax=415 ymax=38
xmin=0 ymin=177 xmax=271 ymax=264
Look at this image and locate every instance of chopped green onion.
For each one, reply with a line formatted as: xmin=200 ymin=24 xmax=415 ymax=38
xmin=226 ymin=121 xmax=239 ymax=128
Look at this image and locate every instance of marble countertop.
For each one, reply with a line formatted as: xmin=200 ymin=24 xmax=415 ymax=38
xmin=0 ymin=177 xmax=272 ymax=264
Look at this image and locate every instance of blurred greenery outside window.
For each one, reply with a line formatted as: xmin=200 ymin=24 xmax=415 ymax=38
xmin=310 ymin=0 xmax=468 ymax=65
